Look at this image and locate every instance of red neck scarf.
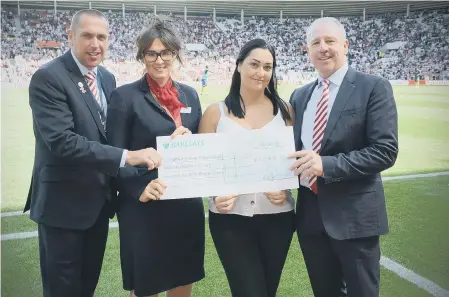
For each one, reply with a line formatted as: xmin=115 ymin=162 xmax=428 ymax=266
xmin=146 ymin=74 xmax=184 ymax=127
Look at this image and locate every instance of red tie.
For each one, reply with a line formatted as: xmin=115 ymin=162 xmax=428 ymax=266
xmin=310 ymin=79 xmax=330 ymax=194
xmin=84 ymin=71 xmax=100 ymax=105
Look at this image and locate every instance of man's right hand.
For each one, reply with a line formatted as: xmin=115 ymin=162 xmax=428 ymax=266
xmin=126 ymin=148 xmax=162 ymax=170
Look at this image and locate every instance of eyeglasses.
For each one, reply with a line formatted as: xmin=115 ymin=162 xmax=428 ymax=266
xmin=143 ymin=49 xmax=176 ymax=62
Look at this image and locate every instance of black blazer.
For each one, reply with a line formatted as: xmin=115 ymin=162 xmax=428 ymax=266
xmin=290 ymin=67 xmax=399 ymax=240
xmin=106 ymin=75 xmax=202 ymax=202
xmin=24 ymin=51 xmax=123 ymax=230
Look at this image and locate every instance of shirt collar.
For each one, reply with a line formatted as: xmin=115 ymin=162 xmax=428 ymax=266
xmin=318 ymin=63 xmax=349 ymax=87
xmin=71 ymin=49 xmax=97 ymax=77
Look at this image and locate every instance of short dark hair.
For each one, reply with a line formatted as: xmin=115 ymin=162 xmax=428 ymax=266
xmin=225 ymin=38 xmax=291 ymax=122
xmin=70 ymin=9 xmax=108 ymax=32
xmin=136 ymin=18 xmax=183 ymax=64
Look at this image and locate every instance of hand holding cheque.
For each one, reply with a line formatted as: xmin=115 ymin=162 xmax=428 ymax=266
xmin=126 ymin=148 xmax=162 ymax=171
xmin=264 ymin=191 xmax=290 ymax=206
xmin=138 ymin=126 xmax=192 ymax=202
xmin=288 ymin=150 xmax=324 ymax=180
xmin=213 ymin=190 xmax=288 ymax=213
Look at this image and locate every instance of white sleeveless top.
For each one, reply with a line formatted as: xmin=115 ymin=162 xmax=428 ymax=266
xmin=208 ymin=102 xmax=295 ymax=217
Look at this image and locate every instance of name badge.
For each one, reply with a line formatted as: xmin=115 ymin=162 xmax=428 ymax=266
xmin=180 ymin=107 xmax=192 ymax=114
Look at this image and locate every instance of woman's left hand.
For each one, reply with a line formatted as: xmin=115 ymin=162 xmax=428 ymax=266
xmin=264 ymin=190 xmax=288 ymax=206
xmin=170 ymin=126 xmax=191 ymax=139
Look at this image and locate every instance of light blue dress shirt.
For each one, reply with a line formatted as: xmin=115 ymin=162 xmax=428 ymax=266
xmin=300 ymin=63 xmax=349 ymax=188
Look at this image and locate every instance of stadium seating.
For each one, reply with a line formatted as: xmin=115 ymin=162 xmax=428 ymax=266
xmin=1 ymin=7 xmax=448 ymax=85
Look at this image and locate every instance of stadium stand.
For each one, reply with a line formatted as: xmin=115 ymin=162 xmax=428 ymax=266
xmin=1 ymin=1 xmax=448 ymax=87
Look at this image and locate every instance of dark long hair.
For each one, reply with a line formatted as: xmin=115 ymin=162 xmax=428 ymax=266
xmin=224 ymin=38 xmax=291 ymax=123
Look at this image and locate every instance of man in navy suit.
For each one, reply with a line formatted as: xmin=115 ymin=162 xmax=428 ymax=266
xmin=289 ymin=17 xmax=398 ymax=297
xmin=24 ymin=9 xmax=160 ymax=297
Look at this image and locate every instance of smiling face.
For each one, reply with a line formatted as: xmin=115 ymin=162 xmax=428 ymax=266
xmin=238 ymin=48 xmax=274 ymax=92
xmin=144 ymin=38 xmax=176 ymax=85
xmin=68 ymin=14 xmax=109 ymax=69
xmin=307 ymin=20 xmax=349 ymax=78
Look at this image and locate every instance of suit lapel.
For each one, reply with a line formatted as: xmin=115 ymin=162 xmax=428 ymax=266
xmin=143 ymin=91 xmax=167 ymax=114
xmin=63 ymin=51 xmax=107 ymax=139
xmin=320 ymin=68 xmax=356 ymax=151
xmin=97 ymin=69 xmax=110 ymax=103
xmin=294 ymin=81 xmax=317 ymax=149
xmin=140 ymin=76 xmax=172 ymax=120
xmin=174 ymin=82 xmax=189 ymax=125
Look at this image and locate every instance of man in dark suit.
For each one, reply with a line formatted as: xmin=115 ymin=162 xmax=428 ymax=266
xmin=289 ymin=17 xmax=398 ymax=297
xmin=24 ymin=9 xmax=161 ymax=297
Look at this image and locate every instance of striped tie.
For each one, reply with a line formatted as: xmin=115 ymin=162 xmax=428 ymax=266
xmin=310 ymin=79 xmax=330 ymax=194
xmin=84 ymin=71 xmax=101 ymax=105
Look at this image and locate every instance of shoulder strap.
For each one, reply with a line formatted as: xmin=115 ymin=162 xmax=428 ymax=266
xmin=218 ymin=101 xmax=225 ymax=117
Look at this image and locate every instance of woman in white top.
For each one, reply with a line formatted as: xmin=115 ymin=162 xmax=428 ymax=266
xmin=199 ymin=39 xmax=296 ymax=297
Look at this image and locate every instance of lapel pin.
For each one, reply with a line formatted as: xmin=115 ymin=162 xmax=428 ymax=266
xmin=78 ymin=82 xmax=86 ymax=94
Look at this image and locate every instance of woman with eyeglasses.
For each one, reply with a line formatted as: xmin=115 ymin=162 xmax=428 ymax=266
xmin=106 ymin=19 xmax=205 ymax=297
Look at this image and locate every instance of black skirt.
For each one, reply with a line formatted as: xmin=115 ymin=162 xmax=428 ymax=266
xmin=117 ymin=196 xmax=205 ymax=296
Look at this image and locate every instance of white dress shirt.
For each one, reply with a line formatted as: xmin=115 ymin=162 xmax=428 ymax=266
xmin=208 ymin=102 xmax=295 ymax=217
xmin=300 ymin=63 xmax=349 ymax=188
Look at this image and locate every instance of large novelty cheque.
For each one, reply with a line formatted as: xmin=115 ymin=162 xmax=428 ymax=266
xmin=156 ymin=126 xmax=299 ymax=199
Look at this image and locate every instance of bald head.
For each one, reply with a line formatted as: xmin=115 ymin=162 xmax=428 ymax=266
xmin=306 ymin=17 xmax=347 ymax=47
xmin=70 ymin=9 xmax=108 ymax=33
xmin=68 ymin=9 xmax=109 ymax=69
xmin=305 ymin=17 xmax=349 ymax=78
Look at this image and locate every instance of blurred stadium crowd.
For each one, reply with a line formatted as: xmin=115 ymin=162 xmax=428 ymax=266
xmin=2 ymin=7 xmax=448 ymax=86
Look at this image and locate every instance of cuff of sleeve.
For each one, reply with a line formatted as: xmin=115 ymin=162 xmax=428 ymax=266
xmin=321 ymin=156 xmax=337 ymax=184
xmin=134 ymin=183 xmax=147 ymax=202
xmin=120 ymin=149 xmax=127 ymax=168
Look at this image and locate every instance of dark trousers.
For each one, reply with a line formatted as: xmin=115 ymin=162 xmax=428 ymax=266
xmin=209 ymin=210 xmax=295 ymax=297
xmin=297 ymin=187 xmax=381 ymax=297
xmin=38 ymin=204 xmax=109 ymax=297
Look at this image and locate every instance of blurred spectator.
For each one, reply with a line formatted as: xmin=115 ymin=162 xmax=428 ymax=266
xmin=1 ymin=7 xmax=448 ymax=86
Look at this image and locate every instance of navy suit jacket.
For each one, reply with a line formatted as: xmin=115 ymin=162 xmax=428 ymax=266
xmin=106 ymin=75 xmax=202 ymax=202
xmin=290 ymin=67 xmax=399 ymax=240
xmin=25 ymin=51 xmax=122 ymax=230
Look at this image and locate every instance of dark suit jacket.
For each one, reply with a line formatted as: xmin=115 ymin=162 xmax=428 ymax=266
xmin=106 ymin=75 xmax=202 ymax=202
xmin=290 ymin=67 xmax=398 ymax=240
xmin=24 ymin=50 xmax=123 ymax=230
